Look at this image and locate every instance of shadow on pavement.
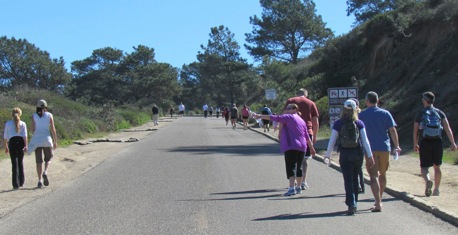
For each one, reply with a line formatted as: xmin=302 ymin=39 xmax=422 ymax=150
xmin=253 ymin=211 xmax=349 ymax=221
xmin=167 ymin=143 xmax=280 ymax=156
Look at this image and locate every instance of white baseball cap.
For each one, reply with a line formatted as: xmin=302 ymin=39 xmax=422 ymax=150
xmin=344 ymin=99 xmax=356 ymax=110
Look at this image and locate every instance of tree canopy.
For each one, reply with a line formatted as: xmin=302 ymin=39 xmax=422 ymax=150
xmin=245 ymin=0 xmax=333 ymax=64
xmin=346 ymin=0 xmax=420 ymax=24
xmin=68 ymin=46 xmax=180 ymax=107
xmin=0 ymin=36 xmax=71 ymax=92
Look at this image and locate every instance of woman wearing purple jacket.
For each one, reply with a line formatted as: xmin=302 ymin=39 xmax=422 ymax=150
xmin=256 ymin=104 xmax=316 ymax=196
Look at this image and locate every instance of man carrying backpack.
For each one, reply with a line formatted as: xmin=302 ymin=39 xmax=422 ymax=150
xmin=359 ymin=92 xmax=401 ymax=212
xmin=413 ymin=92 xmax=457 ymax=197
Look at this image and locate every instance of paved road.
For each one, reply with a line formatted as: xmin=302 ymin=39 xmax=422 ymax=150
xmin=0 ymin=117 xmax=456 ymax=234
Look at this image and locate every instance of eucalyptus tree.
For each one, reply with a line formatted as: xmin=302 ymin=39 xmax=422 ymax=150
xmin=0 ymin=36 xmax=71 ymax=92
xmin=245 ymin=0 xmax=333 ymax=64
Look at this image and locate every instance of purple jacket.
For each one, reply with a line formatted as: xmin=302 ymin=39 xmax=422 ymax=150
xmin=270 ymin=114 xmax=309 ymax=153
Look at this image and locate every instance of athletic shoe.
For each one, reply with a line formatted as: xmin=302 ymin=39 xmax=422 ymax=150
xmin=432 ymin=189 xmax=440 ymax=196
xmin=301 ymin=182 xmax=309 ymax=190
xmin=37 ymin=181 xmax=43 ymax=188
xmin=295 ymin=187 xmax=302 ymax=194
xmin=284 ymin=188 xmax=296 ymax=196
xmin=43 ymin=173 xmax=49 ymax=186
xmin=425 ymin=180 xmax=433 ymax=197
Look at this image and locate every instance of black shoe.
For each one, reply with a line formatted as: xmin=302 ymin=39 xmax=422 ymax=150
xmin=43 ymin=174 xmax=49 ymax=186
xmin=347 ymin=206 xmax=357 ymax=215
xmin=37 ymin=182 xmax=43 ymax=188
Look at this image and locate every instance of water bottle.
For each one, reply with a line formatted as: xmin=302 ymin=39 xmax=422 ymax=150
xmin=324 ymin=157 xmax=331 ymax=166
xmin=392 ymin=151 xmax=399 ymax=161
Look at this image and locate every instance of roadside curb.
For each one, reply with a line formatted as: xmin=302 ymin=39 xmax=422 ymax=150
xmin=244 ymin=123 xmax=458 ymax=227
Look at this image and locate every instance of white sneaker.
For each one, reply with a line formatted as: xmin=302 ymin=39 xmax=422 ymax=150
xmin=301 ymin=182 xmax=309 ymax=190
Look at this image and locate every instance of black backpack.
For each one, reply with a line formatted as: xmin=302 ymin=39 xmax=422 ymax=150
xmin=339 ymin=119 xmax=360 ymax=148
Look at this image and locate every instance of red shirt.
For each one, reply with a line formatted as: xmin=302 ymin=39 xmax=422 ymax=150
xmin=284 ymin=96 xmax=319 ymax=134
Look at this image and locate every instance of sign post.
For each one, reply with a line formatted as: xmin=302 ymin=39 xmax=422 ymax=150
xmin=265 ymin=89 xmax=277 ymax=100
xmin=328 ymin=87 xmax=358 ymax=128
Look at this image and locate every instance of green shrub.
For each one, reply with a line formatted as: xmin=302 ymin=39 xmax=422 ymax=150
xmin=115 ymin=119 xmax=131 ymax=130
xmin=79 ymin=118 xmax=98 ymax=133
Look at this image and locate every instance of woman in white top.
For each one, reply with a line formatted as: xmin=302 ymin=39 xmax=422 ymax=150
xmin=28 ymin=99 xmax=58 ymax=188
xmin=3 ymin=108 xmax=28 ymax=189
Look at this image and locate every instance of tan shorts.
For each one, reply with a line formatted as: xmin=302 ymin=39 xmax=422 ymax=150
xmin=35 ymin=147 xmax=53 ymax=163
xmin=367 ymin=151 xmax=389 ymax=176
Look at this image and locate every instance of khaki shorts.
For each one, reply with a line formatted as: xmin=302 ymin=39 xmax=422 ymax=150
xmin=35 ymin=147 xmax=53 ymax=163
xmin=367 ymin=151 xmax=389 ymax=176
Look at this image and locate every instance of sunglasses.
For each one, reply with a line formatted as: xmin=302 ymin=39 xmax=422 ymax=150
xmin=286 ymin=107 xmax=296 ymax=110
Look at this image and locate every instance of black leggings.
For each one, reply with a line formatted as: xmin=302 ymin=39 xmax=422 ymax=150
xmin=8 ymin=136 xmax=25 ymax=188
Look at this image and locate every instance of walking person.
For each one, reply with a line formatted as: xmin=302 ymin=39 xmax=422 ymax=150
xmin=152 ymin=104 xmax=159 ymax=126
xmin=178 ymin=102 xmax=185 ymax=116
xmin=230 ymin=104 xmax=238 ymax=130
xmin=324 ymin=99 xmax=374 ymax=215
xmin=413 ymin=92 xmax=456 ymax=197
xmin=260 ymin=105 xmax=272 ymax=132
xmin=223 ymin=106 xmax=229 ymax=125
xmin=209 ymin=106 xmax=214 ymax=117
xmin=359 ymin=92 xmax=401 ymax=212
xmin=255 ymin=104 xmax=316 ymax=196
xmin=349 ymin=98 xmax=365 ymax=194
xmin=3 ymin=108 xmax=28 ymax=189
xmin=169 ymin=105 xmax=174 ymax=118
xmin=203 ymin=104 xmax=208 ymax=118
xmin=284 ymin=88 xmax=319 ymax=190
xmin=216 ymin=106 xmax=221 ymax=118
xmin=28 ymin=99 xmax=58 ymax=188
xmin=241 ymin=105 xmax=250 ymax=130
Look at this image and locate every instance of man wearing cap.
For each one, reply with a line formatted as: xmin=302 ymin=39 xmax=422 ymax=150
xmin=283 ymin=88 xmax=319 ymax=190
xmin=413 ymin=91 xmax=456 ymax=197
xmin=359 ymin=91 xmax=400 ymax=212
xmin=28 ymin=99 xmax=58 ymax=188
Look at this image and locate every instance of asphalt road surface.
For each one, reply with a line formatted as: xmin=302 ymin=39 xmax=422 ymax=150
xmin=0 ymin=117 xmax=456 ymax=234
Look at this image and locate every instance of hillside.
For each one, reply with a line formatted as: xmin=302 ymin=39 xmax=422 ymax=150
xmin=313 ymin=1 xmax=458 ymax=144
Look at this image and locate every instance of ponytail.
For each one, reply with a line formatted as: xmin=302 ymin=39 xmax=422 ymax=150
xmin=12 ymin=108 xmax=22 ymax=133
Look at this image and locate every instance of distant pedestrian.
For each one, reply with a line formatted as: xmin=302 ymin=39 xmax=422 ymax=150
xmin=178 ymin=102 xmax=185 ymax=116
xmin=3 ymin=108 xmax=28 ymax=189
xmin=359 ymin=92 xmax=401 ymax=212
xmin=28 ymin=99 xmax=58 ymax=188
xmin=325 ymin=99 xmax=374 ymax=215
xmin=216 ymin=106 xmax=221 ymax=118
xmin=169 ymin=105 xmax=174 ymax=118
xmin=209 ymin=106 xmax=213 ymax=117
xmin=152 ymin=104 xmax=159 ymax=126
xmin=413 ymin=92 xmax=456 ymax=197
xmin=260 ymin=104 xmax=272 ymax=132
xmin=255 ymin=104 xmax=316 ymax=196
xmin=283 ymin=88 xmax=319 ymax=190
xmin=223 ymin=106 xmax=229 ymax=125
xmin=241 ymin=105 xmax=250 ymax=130
xmin=203 ymin=104 xmax=208 ymax=118
xmin=272 ymin=113 xmax=278 ymax=132
xmin=230 ymin=104 xmax=238 ymax=130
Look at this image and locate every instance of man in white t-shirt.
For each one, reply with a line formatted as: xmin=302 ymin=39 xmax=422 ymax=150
xmin=178 ymin=102 xmax=185 ymax=116
xmin=203 ymin=104 xmax=208 ymax=118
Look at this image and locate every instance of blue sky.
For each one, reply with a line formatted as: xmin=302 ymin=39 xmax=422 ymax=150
xmin=1 ymin=0 xmax=355 ymax=70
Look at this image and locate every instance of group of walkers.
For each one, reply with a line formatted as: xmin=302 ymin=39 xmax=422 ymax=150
xmin=255 ymin=89 xmax=456 ymax=216
xmin=4 ymin=99 xmax=58 ymax=190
